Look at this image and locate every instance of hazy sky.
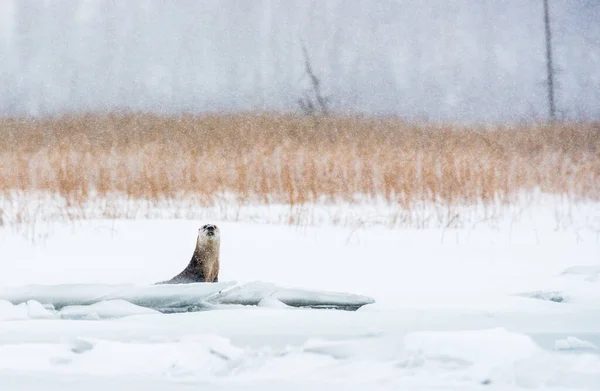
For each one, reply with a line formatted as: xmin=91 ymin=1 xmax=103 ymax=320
xmin=0 ymin=0 xmax=598 ymax=123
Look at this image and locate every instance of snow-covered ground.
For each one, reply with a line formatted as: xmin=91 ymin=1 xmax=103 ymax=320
xmin=1 ymin=200 xmax=599 ymax=390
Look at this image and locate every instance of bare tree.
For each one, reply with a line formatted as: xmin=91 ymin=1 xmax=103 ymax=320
xmin=543 ymin=0 xmax=557 ymax=122
xmin=297 ymin=42 xmax=330 ymax=116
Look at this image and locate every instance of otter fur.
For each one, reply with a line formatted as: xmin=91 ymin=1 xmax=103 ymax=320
xmin=157 ymin=224 xmax=221 ymax=284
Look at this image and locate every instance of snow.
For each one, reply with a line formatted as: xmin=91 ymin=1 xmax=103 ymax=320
xmin=0 ymin=201 xmax=599 ymax=389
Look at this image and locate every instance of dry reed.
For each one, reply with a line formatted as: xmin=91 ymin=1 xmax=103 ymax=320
xmin=0 ymin=113 xmax=598 ymax=209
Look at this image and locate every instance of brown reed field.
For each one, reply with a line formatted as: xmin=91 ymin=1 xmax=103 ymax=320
xmin=0 ymin=113 xmax=598 ymax=211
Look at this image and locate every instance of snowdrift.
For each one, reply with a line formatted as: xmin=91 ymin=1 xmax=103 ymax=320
xmin=0 ymin=281 xmax=375 ymax=313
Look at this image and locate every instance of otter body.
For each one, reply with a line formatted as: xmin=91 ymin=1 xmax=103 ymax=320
xmin=157 ymin=224 xmax=220 ymax=284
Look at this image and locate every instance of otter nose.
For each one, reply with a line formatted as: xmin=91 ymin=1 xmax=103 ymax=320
xmin=202 ymin=224 xmax=217 ymax=235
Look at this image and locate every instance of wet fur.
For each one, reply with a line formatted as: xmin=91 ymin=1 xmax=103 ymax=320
xmin=156 ymin=225 xmax=220 ymax=284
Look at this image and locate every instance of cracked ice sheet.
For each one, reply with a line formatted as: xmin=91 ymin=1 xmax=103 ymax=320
xmin=0 ymin=210 xmax=599 ymax=390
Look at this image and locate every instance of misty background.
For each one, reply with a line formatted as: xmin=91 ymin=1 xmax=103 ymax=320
xmin=0 ymin=0 xmax=598 ymax=124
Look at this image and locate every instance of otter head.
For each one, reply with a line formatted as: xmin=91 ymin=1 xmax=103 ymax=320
xmin=197 ymin=224 xmax=220 ymax=245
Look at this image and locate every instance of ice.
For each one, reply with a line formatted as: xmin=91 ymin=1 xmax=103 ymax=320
xmin=0 ymin=207 xmax=599 ymax=390
xmin=257 ymin=297 xmax=292 ymax=309
xmin=60 ymin=300 xmax=160 ymax=320
xmin=0 ymin=282 xmax=235 ymax=311
xmin=26 ymin=300 xmax=56 ymax=319
xmin=555 ymin=336 xmax=598 ymax=351
xmin=0 ymin=299 xmax=55 ymax=321
xmin=0 ymin=300 xmax=28 ymax=321
xmin=0 ymin=281 xmax=375 ymax=312
xmin=210 ymin=281 xmax=375 ymax=309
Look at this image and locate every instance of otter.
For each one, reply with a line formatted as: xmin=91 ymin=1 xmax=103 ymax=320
xmin=157 ymin=224 xmax=221 ymax=284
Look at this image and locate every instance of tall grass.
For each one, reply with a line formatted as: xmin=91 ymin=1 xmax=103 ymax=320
xmin=0 ymin=113 xmax=598 ymax=209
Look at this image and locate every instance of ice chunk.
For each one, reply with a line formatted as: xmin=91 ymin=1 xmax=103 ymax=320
xmin=26 ymin=300 xmax=56 ymax=319
xmin=257 ymin=296 xmax=293 ymax=309
xmin=0 ymin=281 xmax=374 ymax=312
xmin=0 ymin=300 xmax=29 ymax=321
xmin=209 ymin=281 xmax=375 ymax=310
xmin=0 ymin=300 xmax=58 ymax=321
xmin=0 ymin=282 xmax=235 ymax=310
xmin=555 ymin=336 xmax=598 ymax=351
xmin=60 ymin=300 xmax=160 ymax=319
